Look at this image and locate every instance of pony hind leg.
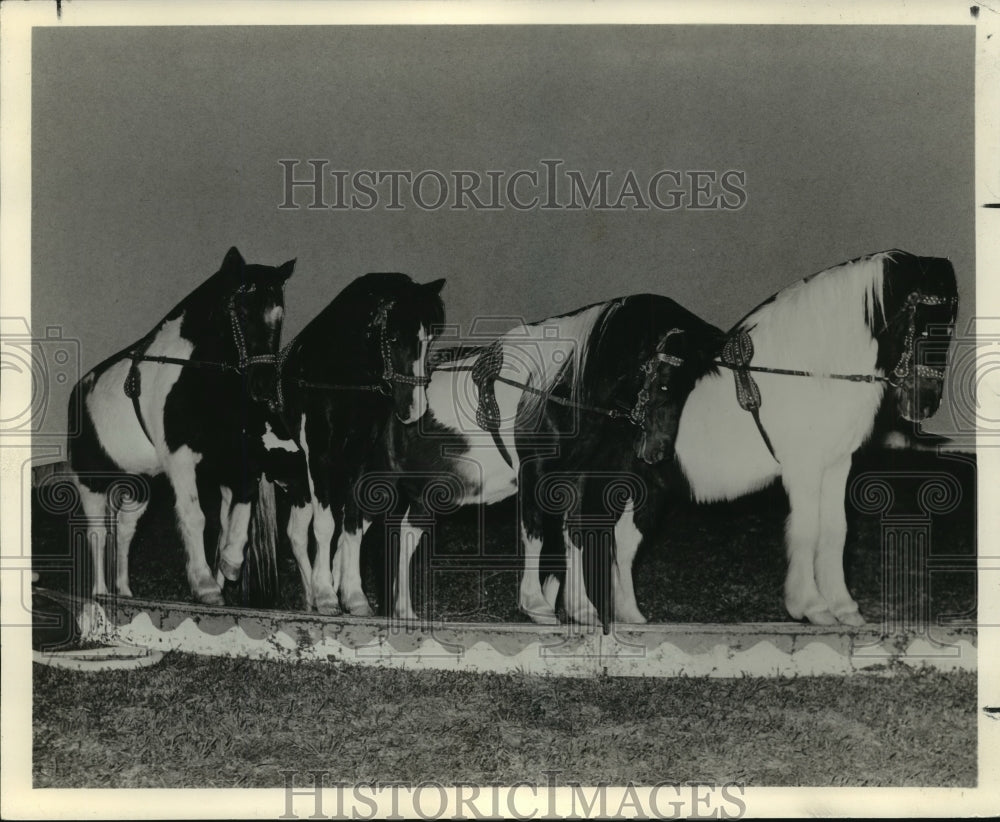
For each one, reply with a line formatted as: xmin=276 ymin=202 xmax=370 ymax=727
xmin=164 ymin=446 xmax=222 ymax=605
xmin=815 ymin=457 xmax=864 ymax=626
xmin=782 ymin=466 xmax=836 ymax=625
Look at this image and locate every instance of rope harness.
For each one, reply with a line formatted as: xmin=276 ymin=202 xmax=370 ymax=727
xmin=715 ymin=291 xmax=957 ymax=462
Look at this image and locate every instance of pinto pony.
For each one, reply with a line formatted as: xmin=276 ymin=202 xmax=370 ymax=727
xmin=345 ymin=294 xmax=723 ymax=631
xmin=254 ymin=273 xmax=445 ymax=615
xmin=68 ymin=247 xmax=295 ymax=605
xmin=559 ymin=250 xmax=958 ymax=626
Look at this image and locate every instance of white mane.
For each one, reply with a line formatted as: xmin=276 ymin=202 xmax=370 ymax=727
xmin=736 ymin=251 xmax=894 ymax=377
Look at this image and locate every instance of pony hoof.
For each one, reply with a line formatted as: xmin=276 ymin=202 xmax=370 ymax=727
xmin=803 ymin=608 xmax=838 ymax=626
xmin=523 ymin=609 xmax=560 ymax=626
xmin=343 ymin=595 xmax=374 ymax=617
xmin=520 ymin=596 xmax=559 ymax=625
xmin=315 ymin=597 xmax=342 ymax=616
xmin=566 ymin=608 xmax=600 ymax=626
xmin=615 ymin=609 xmax=647 ymax=625
xmin=836 ymin=609 xmax=866 ymax=627
xmin=198 ymin=588 xmax=225 ymax=607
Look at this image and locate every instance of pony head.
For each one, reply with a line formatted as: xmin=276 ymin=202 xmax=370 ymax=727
xmin=220 ymin=246 xmax=296 ymax=410
xmin=368 ymin=277 xmax=446 ymax=424
xmin=872 ymin=254 xmax=958 ymax=424
xmin=628 ymin=301 xmax=725 ymax=465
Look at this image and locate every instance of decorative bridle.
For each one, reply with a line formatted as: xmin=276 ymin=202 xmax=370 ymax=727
xmin=628 ymin=331 xmax=685 ymax=429
xmin=433 ymin=327 xmax=688 ymax=467
xmin=717 ymin=290 xmax=958 ymax=462
xmin=275 ymin=298 xmax=431 ymax=411
xmin=124 ymin=282 xmax=284 ymax=443
xmin=887 ymin=291 xmax=956 ymax=389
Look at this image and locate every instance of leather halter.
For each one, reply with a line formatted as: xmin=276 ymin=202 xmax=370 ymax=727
xmin=276 ymin=298 xmax=432 ymax=412
xmin=437 ymin=328 xmax=687 ymax=467
xmin=123 ymin=283 xmax=282 ymax=444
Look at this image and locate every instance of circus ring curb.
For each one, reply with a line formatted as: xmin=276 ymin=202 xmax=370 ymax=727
xmin=33 ymin=588 xmax=976 ymax=678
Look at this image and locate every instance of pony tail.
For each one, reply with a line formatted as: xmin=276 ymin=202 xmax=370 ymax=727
xmin=243 ymin=475 xmax=279 ymax=607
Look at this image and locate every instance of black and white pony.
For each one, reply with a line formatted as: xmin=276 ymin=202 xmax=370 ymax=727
xmin=68 ymin=247 xmax=295 ymax=605
xmin=560 ymin=250 xmax=959 ymax=626
xmin=254 ymin=273 xmax=445 ymax=615
xmin=339 ymin=294 xmax=724 ymax=630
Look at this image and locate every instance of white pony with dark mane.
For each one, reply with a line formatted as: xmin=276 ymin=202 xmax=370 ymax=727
xmin=558 ymin=250 xmax=958 ymax=626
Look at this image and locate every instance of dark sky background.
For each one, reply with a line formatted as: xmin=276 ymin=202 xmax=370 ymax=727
xmin=31 ymin=25 xmax=975 ymax=440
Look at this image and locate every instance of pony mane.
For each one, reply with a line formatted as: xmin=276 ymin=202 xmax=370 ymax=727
xmin=509 ymin=300 xmax=611 ymax=428
xmin=734 ymin=250 xmax=897 ymax=339
xmin=729 ymin=249 xmax=957 ymax=379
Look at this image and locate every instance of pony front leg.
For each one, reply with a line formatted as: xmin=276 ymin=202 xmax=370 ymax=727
xmin=393 ymin=510 xmax=423 ymax=621
xmin=309 ymin=501 xmax=340 ymax=615
xmin=165 ymin=446 xmax=222 ymax=605
xmin=337 ymin=518 xmax=374 ymax=616
xmin=112 ymin=494 xmax=149 ymax=597
xmin=613 ymin=500 xmax=647 ymax=624
xmin=287 ymin=503 xmax=314 ymax=610
xmin=76 ymin=483 xmax=109 ymax=596
xmin=782 ymin=467 xmax=835 ymax=625
xmin=214 ymin=486 xmax=234 ymax=585
xmin=217 ymin=500 xmax=252 ymax=585
xmin=518 ymin=523 xmax=559 ymax=625
xmin=563 ymin=530 xmax=600 ymax=627
xmin=816 ymin=457 xmax=864 ymax=626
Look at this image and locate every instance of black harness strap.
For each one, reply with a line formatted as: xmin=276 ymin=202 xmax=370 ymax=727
xmin=470 ymin=340 xmax=514 ymax=467
xmin=719 ymin=330 xmax=778 ymax=462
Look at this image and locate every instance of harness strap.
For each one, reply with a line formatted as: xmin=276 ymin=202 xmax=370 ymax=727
xmin=719 ymin=330 xmax=778 ymax=463
xmin=469 ymin=341 xmax=514 ymax=467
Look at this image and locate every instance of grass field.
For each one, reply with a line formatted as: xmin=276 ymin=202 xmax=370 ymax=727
xmin=31 ymin=446 xmax=978 ymax=787
xmin=33 ymin=654 xmax=975 ymax=788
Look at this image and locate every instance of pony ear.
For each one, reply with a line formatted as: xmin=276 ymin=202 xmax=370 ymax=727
xmin=276 ymin=258 xmax=296 ymax=282
xmin=221 ymin=246 xmax=246 ymax=281
xmin=425 ymin=278 xmax=446 ymax=295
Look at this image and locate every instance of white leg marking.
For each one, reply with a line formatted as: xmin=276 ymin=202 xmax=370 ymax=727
xmin=218 ymin=502 xmax=251 ymax=583
xmin=287 ymin=503 xmax=314 ymax=610
xmin=77 ymin=483 xmax=109 ymax=596
xmin=394 ymin=510 xmax=423 ymax=620
xmin=563 ymin=529 xmax=599 ymax=626
xmin=299 ymin=413 xmax=340 ymax=615
xmin=164 ymin=446 xmax=221 ymax=605
xmin=113 ymin=496 xmax=148 ymax=597
xmin=338 ymin=518 xmax=373 ymax=615
xmin=613 ymin=500 xmax=647 ymax=624
xmin=542 ymin=574 xmax=560 ymax=610
xmin=214 ymin=486 xmax=233 ymax=585
xmin=782 ymin=467 xmax=834 ymax=624
xmin=310 ymin=502 xmax=339 ymax=615
xmin=518 ymin=523 xmax=558 ymax=624
xmin=816 ymin=457 xmax=864 ymax=625
xmin=406 ymin=326 xmax=431 ymax=423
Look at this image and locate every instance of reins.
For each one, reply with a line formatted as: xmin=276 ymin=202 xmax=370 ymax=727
xmin=716 ymin=290 xmax=957 ymax=463
xmin=124 ymin=293 xmax=433 ymax=444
